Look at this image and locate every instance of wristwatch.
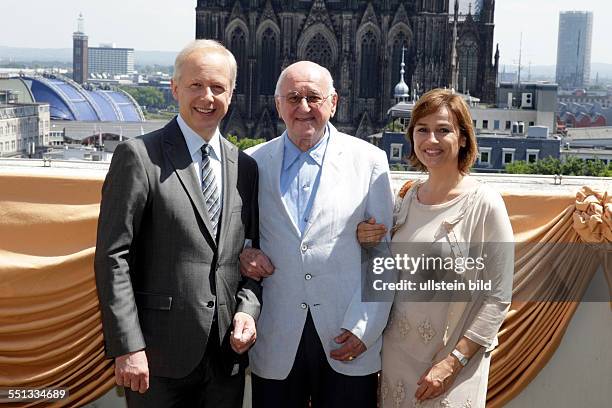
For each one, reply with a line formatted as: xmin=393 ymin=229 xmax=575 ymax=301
xmin=451 ymin=349 xmax=469 ymax=367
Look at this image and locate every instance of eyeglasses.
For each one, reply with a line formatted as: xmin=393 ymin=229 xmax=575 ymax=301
xmin=277 ymin=92 xmax=333 ymax=107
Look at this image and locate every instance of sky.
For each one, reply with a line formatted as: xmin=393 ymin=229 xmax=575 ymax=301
xmin=0 ymin=0 xmax=611 ymax=66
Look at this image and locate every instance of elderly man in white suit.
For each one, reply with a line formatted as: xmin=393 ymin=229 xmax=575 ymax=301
xmin=241 ymin=60 xmax=394 ymax=407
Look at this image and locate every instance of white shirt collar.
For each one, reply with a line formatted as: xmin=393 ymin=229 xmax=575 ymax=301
xmin=177 ymin=114 xmax=222 ymax=161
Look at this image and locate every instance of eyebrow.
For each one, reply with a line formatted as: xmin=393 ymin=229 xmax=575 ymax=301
xmin=414 ymin=121 xmax=453 ymax=126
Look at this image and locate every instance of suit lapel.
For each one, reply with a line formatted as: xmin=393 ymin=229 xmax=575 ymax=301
xmin=268 ymin=135 xmax=301 ymax=238
xmin=302 ymin=125 xmax=342 ymax=237
xmin=163 ymin=119 xmax=217 ymax=248
xmin=218 ymin=136 xmax=238 ymax=254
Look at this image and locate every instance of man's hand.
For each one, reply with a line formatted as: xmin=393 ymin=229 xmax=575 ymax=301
xmin=115 ymin=350 xmax=149 ymax=394
xmin=330 ymin=329 xmax=367 ymax=362
xmin=356 ymin=217 xmax=387 ymax=247
xmin=414 ymin=354 xmax=462 ymax=401
xmin=230 ymin=312 xmax=257 ymax=354
xmin=239 ymin=248 xmax=275 ymax=281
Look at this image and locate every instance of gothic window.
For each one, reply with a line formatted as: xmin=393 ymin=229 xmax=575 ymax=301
xmin=229 ymin=27 xmax=247 ymax=94
xmin=390 ymin=32 xmax=408 ymax=94
xmin=458 ymin=36 xmax=478 ymax=95
xmin=304 ymin=33 xmax=333 ymax=71
xmin=360 ymin=31 xmax=379 ymax=98
xmin=259 ymin=27 xmax=279 ymax=95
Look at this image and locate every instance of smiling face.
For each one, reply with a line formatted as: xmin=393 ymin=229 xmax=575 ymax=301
xmin=275 ymin=61 xmax=337 ymax=151
xmin=171 ymin=51 xmax=232 ymax=141
xmin=412 ymin=106 xmax=466 ymax=175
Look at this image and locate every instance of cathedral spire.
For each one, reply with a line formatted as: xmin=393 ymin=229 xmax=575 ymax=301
xmin=450 ymin=0 xmax=459 ymax=91
xmin=394 ymin=46 xmax=410 ymax=102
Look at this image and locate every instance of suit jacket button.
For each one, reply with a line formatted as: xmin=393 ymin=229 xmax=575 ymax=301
xmin=301 ymin=243 xmax=308 ymax=252
xmin=207 ymin=301 xmax=215 ymax=308
xmin=300 ymin=302 xmax=307 ymax=309
xmin=305 ymin=273 xmax=312 ymax=280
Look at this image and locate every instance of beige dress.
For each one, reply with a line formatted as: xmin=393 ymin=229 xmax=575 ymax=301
xmin=380 ymin=182 xmax=514 ymax=408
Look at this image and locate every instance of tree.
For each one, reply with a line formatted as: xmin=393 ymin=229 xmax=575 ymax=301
xmin=560 ymin=156 xmax=586 ymax=176
xmin=503 ymin=156 xmax=611 ymax=177
xmin=226 ymin=135 xmax=265 ymax=151
xmin=531 ymin=157 xmax=562 ymax=175
xmin=120 ymin=86 xmax=165 ymax=110
xmin=504 ymin=160 xmax=533 ymax=174
xmin=584 ymin=159 xmax=607 ymax=177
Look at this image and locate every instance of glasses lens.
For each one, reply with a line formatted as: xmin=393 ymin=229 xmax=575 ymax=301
xmin=287 ymin=93 xmax=302 ymax=104
xmin=306 ymin=95 xmax=323 ymax=106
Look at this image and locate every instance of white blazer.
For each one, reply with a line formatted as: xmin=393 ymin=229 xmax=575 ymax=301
xmin=246 ymin=123 xmax=394 ymax=379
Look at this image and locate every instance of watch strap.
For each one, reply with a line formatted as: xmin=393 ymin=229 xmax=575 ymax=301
xmin=451 ymin=348 xmax=469 ymax=366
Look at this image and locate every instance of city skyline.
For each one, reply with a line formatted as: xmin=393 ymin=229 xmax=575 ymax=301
xmin=0 ymin=0 xmax=611 ymax=67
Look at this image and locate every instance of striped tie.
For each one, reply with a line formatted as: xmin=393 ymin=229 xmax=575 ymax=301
xmin=201 ymin=144 xmax=221 ymax=237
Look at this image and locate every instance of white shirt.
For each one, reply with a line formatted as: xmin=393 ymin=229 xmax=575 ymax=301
xmin=177 ymin=114 xmax=223 ymax=209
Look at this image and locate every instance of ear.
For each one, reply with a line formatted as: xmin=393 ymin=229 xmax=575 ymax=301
xmin=170 ymin=78 xmax=179 ymax=102
xmin=330 ymin=93 xmax=339 ymax=117
xmin=275 ymin=97 xmax=283 ymax=121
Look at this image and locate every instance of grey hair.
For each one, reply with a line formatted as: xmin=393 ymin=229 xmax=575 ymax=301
xmin=274 ymin=61 xmax=335 ymax=96
xmin=173 ymin=39 xmax=237 ymax=91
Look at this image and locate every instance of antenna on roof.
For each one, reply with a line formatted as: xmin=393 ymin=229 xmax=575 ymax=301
xmin=77 ymin=13 xmax=85 ymax=33
xmin=517 ymin=32 xmax=522 ymax=87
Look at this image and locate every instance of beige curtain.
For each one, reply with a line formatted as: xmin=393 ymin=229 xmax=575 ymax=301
xmin=487 ymin=186 xmax=611 ymax=407
xmin=0 ymin=170 xmax=610 ymax=407
xmin=0 ymin=172 xmax=115 ymax=407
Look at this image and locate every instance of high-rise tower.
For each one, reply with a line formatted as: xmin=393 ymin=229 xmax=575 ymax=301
xmin=555 ymin=11 xmax=593 ymax=89
xmin=72 ymin=13 xmax=88 ymax=84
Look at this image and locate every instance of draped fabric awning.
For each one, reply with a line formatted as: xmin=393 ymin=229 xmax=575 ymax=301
xmin=0 ymin=169 xmax=610 ymax=407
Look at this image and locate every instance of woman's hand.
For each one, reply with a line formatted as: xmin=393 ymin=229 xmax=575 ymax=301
xmin=356 ymin=217 xmax=387 ymax=247
xmin=414 ymin=354 xmax=462 ymax=401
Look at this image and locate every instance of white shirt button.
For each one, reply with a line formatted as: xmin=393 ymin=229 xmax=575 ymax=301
xmin=305 ymin=273 xmax=312 ymax=280
xmin=301 ymin=243 xmax=308 ymax=252
xmin=300 ymin=302 xmax=307 ymax=309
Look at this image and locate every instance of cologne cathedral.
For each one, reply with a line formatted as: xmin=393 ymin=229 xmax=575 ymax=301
xmin=195 ymin=0 xmax=499 ymax=139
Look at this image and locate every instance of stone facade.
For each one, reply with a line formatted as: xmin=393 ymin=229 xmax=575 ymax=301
xmin=196 ymin=0 xmax=498 ymax=139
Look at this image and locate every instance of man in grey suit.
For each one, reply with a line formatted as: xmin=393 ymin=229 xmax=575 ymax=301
xmin=242 ymin=61 xmax=394 ymax=407
xmin=94 ymin=39 xmax=261 ymax=407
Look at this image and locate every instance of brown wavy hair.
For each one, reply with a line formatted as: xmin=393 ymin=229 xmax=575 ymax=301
xmin=406 ymin=88 xmax=478 ymax=174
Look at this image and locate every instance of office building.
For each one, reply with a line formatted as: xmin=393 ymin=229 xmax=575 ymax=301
xmin=555 ymin=11 xmax=593 ymax=89
xmin=88 ymin=45 xmax=135 ymax=76
xmin=0 ymin=103 xmax=50 ymax=157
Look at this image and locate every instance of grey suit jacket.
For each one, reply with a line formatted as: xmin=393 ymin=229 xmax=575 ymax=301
xmin=94 ymin=118 xmax=261 ymax=378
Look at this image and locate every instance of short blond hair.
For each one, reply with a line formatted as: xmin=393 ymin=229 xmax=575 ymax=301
xmin=173 ymin=39 xmax=237 ymax=91
xmin=407 ymin=88 xmax=478 ymax=174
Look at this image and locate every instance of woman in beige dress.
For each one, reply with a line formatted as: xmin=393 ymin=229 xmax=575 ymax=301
xmin=358 ymin=89 xmax=514 ymax=408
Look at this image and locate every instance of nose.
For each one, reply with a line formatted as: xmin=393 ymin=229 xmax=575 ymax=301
xmin=425 ymin=130 xmax=439 ymax=142
xmin=199 ymin=87 xmax=215 ymax=101
xmin=296 ymin=96 xmax=311 ymax=111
